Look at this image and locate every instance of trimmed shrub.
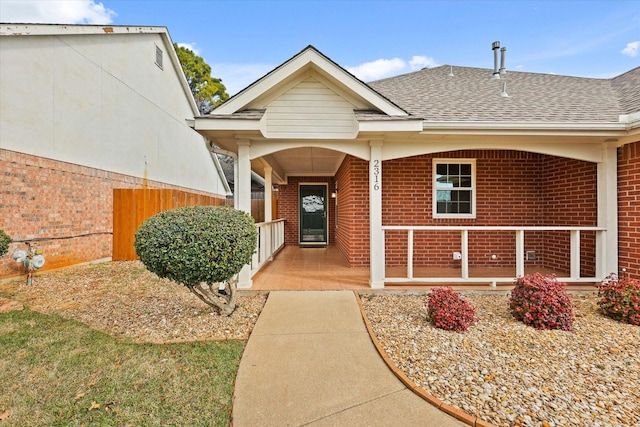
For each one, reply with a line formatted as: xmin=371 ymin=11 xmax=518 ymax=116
xmin=0 ymin=230 xmax=11 ymax=257
xmin=509 ymin=273 xmax=574 ymax=331
xmin=134 ymin=206 xmax=257 ymax=315
xmin=425 ymin=287 xmax=478 ymax=332
xmin=597 ymin=274 xmax=640 ymax=326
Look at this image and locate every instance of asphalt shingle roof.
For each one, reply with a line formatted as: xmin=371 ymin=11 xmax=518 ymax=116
xmin=368 ymin=65 xmax=640 ymax=123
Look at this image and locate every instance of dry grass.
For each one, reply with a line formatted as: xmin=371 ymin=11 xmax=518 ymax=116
xmin=0 ymin=261 xmax=267 ymax=426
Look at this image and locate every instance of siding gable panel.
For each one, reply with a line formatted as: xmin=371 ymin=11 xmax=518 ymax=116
xmin=263 ymin=77 xmax=358 ymax=139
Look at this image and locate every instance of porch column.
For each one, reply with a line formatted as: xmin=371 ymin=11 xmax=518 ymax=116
xmin=597 ymin=144 xmax=618 ymax=278
xmin=369 ymin=140 xmax=384 ymax=288
xmin=264 ymin=165 xmax=274 ymax=261
xmin=237 ymin=139 xmax=253 ymax=288
xmin=264 ymin=166 xmax=273 ymax=222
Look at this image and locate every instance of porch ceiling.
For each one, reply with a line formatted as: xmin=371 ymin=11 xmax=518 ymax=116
xmin=253 ymin=147 xmax=346 ymax=183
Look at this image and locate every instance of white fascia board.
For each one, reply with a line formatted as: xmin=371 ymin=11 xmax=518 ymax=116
xmin=0 ymin=23 xmax=167 ymax=36
xmin=161 ymin=30 xmax=200 ymax=117
xmin=359 ymin=120 xmax=424 ymax=132
xmin=214 ymin=48 xmax=408 ymax=117
xmin=194 ymin=118 xmax=261 ymax=132
xmin=421 ymin=121 xmax=628 ymax=134
xmin=620 ymin=112 xmax=640 ymax=130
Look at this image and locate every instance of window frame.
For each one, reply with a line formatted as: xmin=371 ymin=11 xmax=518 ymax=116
xmin=432 ymin=158 xmax=476 ymax=219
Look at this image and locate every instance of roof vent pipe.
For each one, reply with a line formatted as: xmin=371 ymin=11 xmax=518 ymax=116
xmin=448 ymin=65 xmax=454 ymax=77
xmin=499 ymin=47 xmax=507 ymax=75
xmin=500 ymin=81 xmax=509 ymax=97
xmin=491 ymin=41 xmax=501 ymax=79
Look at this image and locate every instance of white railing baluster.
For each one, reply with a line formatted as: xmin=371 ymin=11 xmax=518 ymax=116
xmin=461 ymin=229 xmax=469 ymax=279
xmin=380 ymin=225 xmax=605 ymax=285
xmin=407 ymin=229 xmax=414 ymax=280
xmin=250 ymin=219 xmax=286 ymax=277
xmin=515 ymin=230 xmax=525 ymax=278
xmin=570 ymin=230 xmax=580 ymax=279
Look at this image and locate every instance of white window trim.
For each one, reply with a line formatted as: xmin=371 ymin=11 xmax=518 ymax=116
xmin=432 ymin=158 xmax=476 ymax=219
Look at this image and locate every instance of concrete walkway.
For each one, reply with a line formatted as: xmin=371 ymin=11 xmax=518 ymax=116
xmin=232 ymin=291 xmax=468 ymax=427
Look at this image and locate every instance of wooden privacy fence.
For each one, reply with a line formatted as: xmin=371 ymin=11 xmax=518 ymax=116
xmin=113 ymin=188 xmax=224 ymax=261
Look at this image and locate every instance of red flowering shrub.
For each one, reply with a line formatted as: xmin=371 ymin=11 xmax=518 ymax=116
xmin=425 ymin=287 xmax=478 ymax=332
xmin=597 ymin=274 xmax=640 ymax=326
xmin=509 ymin=273 xmax=574 ymax=331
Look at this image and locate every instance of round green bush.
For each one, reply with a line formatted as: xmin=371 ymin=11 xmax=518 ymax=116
xmin=0 ymin=230 xmax=11 ymax=257
xmin=509 ymin=273 xmax=574 ymax=331
xmin=134 ymin=206 xmax=257 ymax=286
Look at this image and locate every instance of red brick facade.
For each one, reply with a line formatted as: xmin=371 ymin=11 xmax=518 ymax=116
xmin=618 ymin=141 xmax=640 ymax=278
xmin=335 ymin=156 xmax=369 ymax=266
xmin=0 ymin=149 xmax=221 ymax=278
xmin=275 ymin=150 xmax=599 ymax=273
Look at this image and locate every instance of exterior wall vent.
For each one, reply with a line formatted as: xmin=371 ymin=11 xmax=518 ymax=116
xmin=155 ymin=45 xmax=163 ymax=70
xmin=526 ymin=251 xmax=537 ymax=261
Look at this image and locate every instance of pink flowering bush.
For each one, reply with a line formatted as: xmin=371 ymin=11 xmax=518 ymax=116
xmin=509 ymin=273 xmax=574 ymax=331
xmin=597 ymin=274 xmax=640 ymax=326
xmin=425 ymin=287 xmax=478 ymax=332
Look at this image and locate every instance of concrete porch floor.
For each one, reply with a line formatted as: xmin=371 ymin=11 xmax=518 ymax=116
xmin=249 ymin=245 xmax=596 ymax=291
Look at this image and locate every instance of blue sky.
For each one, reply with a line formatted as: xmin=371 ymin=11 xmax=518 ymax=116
xmin=1 ymin=0 xmax=639 ymax=95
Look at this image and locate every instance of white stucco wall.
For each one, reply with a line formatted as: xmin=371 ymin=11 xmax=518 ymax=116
xmin=0 ymin=29 xmax=226 ymax=195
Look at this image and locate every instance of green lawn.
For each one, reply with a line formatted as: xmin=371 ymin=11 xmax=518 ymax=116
xmin=0 ymin=309 xmax=244 ymax=426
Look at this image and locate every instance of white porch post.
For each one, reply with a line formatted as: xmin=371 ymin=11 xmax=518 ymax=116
xmin=370 ymin=140 xmax=384 ymax=288
xmin=237 ymin=139 xmax=253 ymax=288
xmin=264 ymin=165 xmax=273 ymax=223
xmin=264 ymin=165 xmax=274 ymax=260
xmin=597 ymin=144 xmax=618 ymax=278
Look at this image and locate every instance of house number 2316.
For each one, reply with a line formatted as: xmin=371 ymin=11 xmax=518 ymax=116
xmin=373 ymin=160 xmax=380 ymax=191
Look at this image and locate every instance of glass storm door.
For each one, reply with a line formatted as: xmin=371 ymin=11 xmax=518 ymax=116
xmin=299 ymin=184 xmax=327 ymax=245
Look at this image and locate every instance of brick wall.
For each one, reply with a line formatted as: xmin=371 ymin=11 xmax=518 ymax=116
xmin=618 ymin=142 xmax=640 ymax=278
xmin=335 ymin=156 xmax=369 ymax=266
xmin=542 ymin=156 xmax=598 ymax=277
xmin=378 ymin=150 xmax=596 ymax=272
xmin=277 ymin=176 xmax=336 ymax=247
xmin=0 ymin=149 xmax=222 ymax=278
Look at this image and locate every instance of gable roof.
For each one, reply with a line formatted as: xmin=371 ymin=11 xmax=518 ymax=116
xmin=611 ymin=67 xmax=640 ymax=115
xmin=211 ymin=45 xmax=410 ymax=118
xmin=368 ymin=65 xmax=640 ymax=124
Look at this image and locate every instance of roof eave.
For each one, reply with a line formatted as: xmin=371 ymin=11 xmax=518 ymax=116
xmin=421 ymin=121 xmax=629 ymax=135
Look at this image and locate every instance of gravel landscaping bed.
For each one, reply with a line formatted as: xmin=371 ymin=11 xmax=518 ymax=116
xmin=361 ymin=292 xmax=640 ymax=427
xmin=0 ymin=261 xmax=266 ymax=343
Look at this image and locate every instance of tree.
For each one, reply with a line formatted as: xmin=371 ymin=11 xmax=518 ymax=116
xmin=174 ymin=44 xmax=229 ymax=114
xmin=134 ymin=206 xmax=256 ymax=316
xmin=0 ymin=230 xmax=11 ymax=257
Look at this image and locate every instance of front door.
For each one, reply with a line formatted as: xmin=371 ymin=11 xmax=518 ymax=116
xmin=299 ymin=184 xmax=328 ymax=245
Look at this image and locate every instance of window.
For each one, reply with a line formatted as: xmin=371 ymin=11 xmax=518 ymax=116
xmin=155 ymin=45 xmax=163 ymax=69
xmin=433 ymin=159 xmax=476 ymax=218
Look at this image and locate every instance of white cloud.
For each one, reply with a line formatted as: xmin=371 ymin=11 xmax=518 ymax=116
xmin=0 ymin=0 xmax=115 ymax=25
xmin=347 ymin=55 xmax=439 ymax=81
xmin=409 ymin=55 xmax=438 ymax=70
xmin=177 ymin=43 xmax=200 ymax=56
xmin=347 ymin=58 xmax=405 ymax=81
xmin=621 ymin=41 xmax=640 ymax=57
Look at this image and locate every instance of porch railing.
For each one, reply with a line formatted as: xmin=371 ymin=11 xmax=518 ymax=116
xmin=251 ymin=219 xmax=285 ymax=277
xmin=381 ymin=226 xmax=607 ymax=286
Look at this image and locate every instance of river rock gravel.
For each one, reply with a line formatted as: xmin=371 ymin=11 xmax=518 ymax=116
xmin=360 ymin=292 xmax=640 ymax=427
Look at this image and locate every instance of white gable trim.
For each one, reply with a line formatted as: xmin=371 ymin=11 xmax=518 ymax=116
xmin=213 ymin=46 xmax=408 ymax=117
